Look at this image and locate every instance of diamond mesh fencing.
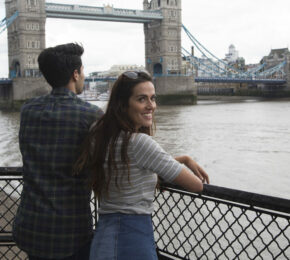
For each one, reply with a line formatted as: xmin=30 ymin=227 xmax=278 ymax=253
xmin=0 ymin=168 xmax=27 ymax=259
xmin=0 ymin=168 xmax=98 ymax=260
xmin=1 ymin=168 xmax=290 ymax=260
xmin=0 ymin=243 xmax=26 ymax=260
xmin=153 ymin=184 xmax=290 ymax=259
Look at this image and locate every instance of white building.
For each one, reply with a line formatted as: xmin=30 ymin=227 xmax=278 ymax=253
xmin=225 ymin=44 xmax=239 ymax=63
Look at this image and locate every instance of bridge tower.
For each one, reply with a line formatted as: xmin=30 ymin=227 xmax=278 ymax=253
xmin=143 ymin=0 xmax=196 ymax=104
xmin=5 ymin=0 xmax=46 ymax=78
xmin=4 ymin=0 xmax=49 ymax=105
xmin=143 ymin=0 xmax=182 ymax=75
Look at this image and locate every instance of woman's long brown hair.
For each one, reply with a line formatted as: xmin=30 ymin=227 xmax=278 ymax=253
xmin=74 ymin=71 xmax=155 ymax=199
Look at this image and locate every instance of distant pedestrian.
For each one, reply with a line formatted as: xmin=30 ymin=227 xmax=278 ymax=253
xmin=13 ymin=43 xmax=103 ymax=260
xmin=74 ymin=70 xmax=209 ymax=260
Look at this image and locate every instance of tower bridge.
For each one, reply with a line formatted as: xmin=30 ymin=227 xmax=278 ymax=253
xmin=2 ymin=0 xmax=197 ymax=105
xmin=1 ymin=0 xmax=290 ymax=107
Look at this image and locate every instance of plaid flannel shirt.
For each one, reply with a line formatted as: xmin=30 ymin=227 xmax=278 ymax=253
xmin=13 ymin=87 xmax=103 ymax=258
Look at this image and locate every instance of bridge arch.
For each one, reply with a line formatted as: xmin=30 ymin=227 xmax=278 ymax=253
xmin=10 ymin=60 xmax=21 ymax=78
xmin=153 ymin=63 xmax=162 ymax=75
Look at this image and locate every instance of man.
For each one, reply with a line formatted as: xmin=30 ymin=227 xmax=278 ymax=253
xmin=13 ymin=43 xmax=103 ymax=260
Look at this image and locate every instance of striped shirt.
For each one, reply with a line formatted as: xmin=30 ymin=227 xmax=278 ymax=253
xmin=13 ymin=87 xmax=103 ymax=259
xmin=99 ymin=133 xmax=183 ymax=215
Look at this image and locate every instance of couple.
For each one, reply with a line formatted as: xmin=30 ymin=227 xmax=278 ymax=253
xmin=13 ymin=43 xmax=209 ymax=260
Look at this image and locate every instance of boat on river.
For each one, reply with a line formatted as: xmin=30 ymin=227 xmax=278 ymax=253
xmin=78 ymin=90 xmax=98 ymax=101
xmin=97 ymin=92 xmax=110 ymax=101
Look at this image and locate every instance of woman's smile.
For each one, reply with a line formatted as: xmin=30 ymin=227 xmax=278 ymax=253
xmin=128 ymin=81 xmax=156 ymax=130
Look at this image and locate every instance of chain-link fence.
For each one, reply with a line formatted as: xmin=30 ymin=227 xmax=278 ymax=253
xmin=153 ymin=184 xmax=290 ymax=259
xmin=1 ymin=168 xmax=290 ymax=259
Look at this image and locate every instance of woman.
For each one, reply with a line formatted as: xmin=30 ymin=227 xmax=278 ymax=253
xmin=75 ymin=70 xmax=209 ymax=260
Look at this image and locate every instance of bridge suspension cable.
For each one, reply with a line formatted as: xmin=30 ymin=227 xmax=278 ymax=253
xmin=182 ymin=24 xmax=287 ymax=81
xmin=182 ymin=24 xmax=248 ymax=77
xmin=247 ymin=63 xmax=266 ymax=74
xmin=182 ymin=47 xmax=223 ymax=75
xmin=257 ymin=61 xmax=286 ymax=77
xmin=0 ymin=11 xmax=18 ymax=35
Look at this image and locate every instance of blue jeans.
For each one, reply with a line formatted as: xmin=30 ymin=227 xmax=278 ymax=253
xmin=89 ymin=213 xmax=158 ymax=260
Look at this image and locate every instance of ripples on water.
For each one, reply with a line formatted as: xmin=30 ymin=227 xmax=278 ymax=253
xmin=0 ymin=111 xmax=21 ymax=166
xmin=154 ymin=99 xmax=290 ymax=199
xmin=1 ymin=99 xmax=290 ymax=199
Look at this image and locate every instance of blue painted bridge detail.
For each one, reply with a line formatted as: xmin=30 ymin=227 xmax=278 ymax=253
xmin=195 ymin=77 xmax=286 ymax=84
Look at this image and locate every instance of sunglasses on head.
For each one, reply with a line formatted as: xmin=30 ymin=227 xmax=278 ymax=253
xmin=122 ymin=70 xmax=150 ymax=79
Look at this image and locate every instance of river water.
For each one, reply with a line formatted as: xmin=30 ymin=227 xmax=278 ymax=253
xmin=1 ymin=98 xmax=290 ymax=200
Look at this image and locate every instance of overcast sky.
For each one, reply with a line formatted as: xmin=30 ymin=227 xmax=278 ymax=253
xmin=0 ymin=0 xmax=290 ymax=77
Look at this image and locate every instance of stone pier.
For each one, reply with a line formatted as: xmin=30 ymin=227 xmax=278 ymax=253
xmin=154 ymin=75 xmax=196 ymax=104
xmin=144 ymin=0 xmax=196 ymax=104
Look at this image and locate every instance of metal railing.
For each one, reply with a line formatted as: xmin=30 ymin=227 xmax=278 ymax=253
xmin=1 ymin=168 xmax=290 ymax=259
xmin=154 ymin=184 xmax=290 ymax=259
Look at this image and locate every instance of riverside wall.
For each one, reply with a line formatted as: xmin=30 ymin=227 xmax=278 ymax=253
xmin=197 ymin=82 xmax=290 ymax=98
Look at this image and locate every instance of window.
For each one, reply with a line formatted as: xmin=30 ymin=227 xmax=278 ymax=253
xmin=26 ymin=23 xmax=31 ymax=30
xmin=168 ymin=0 xmax=177 ymax=6
xmin=33 ymin=23 xmax=39 ymax=30
xmin=25 ymin=69 xmax=31 ymax=77
xmin=26 ymin=0 xmax=38 ymax=9
xmin=27 ymin=55 xmax=32 ymax=65
xmin=168 ymin=58 xmax=178 ymax=70
xmin=26 ymin=40 xmax=40 ymax=49
xmin=27 ymin=0 xmax=37 ymax=6
xmin=26 ymin=22 xmax=40 ymax=31
xmin=168 ymin=45 xmax=177 ymax=52
xmin=27 ymin=54 xmax=37 ymax=67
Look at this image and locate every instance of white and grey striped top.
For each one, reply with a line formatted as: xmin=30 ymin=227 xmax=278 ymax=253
xmin=99 ymin=133 xmax=183 ymax=215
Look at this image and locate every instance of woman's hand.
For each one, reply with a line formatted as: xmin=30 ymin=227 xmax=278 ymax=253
xmin=175 ymin=155 xmax=209 ymax=184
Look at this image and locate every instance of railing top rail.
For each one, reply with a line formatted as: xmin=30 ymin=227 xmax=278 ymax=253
xmin=1 ymin=167 xmax=289 ymax=216
xmin=0 ymin=167 xmax=22 ymax=175
xmin=161 ymin=182 xmax=290 ymax=215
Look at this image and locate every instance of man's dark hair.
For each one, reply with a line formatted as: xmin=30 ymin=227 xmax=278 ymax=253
xmin=38 ymin=43 xmax=84 ymax=88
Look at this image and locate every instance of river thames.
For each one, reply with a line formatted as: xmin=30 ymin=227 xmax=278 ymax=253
xmin=1 ymin=98 xmax=290 ymax=200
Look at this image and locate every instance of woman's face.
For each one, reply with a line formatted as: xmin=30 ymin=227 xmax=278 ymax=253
xmin=127 ymin=81 xmax=156 ymax=130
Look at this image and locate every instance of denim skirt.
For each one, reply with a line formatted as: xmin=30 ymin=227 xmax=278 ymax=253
xmin=89 ymin=213 xmax=158 ymax=260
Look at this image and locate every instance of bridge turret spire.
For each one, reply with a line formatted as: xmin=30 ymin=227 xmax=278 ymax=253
xmin=143 ymin=0 xmax=150 ymax=10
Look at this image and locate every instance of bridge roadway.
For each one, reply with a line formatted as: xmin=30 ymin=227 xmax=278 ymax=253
xmin=84 ymin=75 xmax=286 ymax=85
xmin=0 ymin=76 xmax=286 ymax=85
xmin=0 ymin=78 xmax=12 ymax=84
xmin=195 ymin=77 xmax=286 ymax=85
xmin=45 ymin=3 xmax=163 ymax=23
